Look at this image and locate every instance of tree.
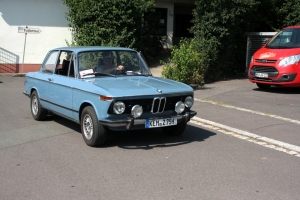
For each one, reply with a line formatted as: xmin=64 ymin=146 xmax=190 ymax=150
xmin=63 ymin=0 xmax=163 ymax=59
xmin=277 ymin=0 xmax=300 ymax=28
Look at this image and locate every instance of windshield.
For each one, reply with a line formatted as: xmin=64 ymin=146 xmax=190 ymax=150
xmin=266 ymin=28 xmax=300 ymax=49
xmin=78 ymin=50 xmax=152 ymax=78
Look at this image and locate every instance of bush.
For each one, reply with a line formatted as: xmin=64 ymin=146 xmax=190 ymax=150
xmin=162 ymin=38 xmax=205 ymax=86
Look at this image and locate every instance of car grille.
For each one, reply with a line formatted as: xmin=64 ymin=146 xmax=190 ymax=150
xmin=151 ymin=97 xmax=166 ymax=114
xmin=255 ymin=59 xmax=277 ymax=63
xmin=251 ymin=66 xmax=278 ymax=73
xmin=250 ymin=65 xmax=279 ymax=80
xmin=108 ymin=95 xmax=190 ymax=114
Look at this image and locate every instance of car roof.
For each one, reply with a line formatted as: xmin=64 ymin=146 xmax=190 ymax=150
xmin=283 ymin=25 xmax=300 ymax=30
xmin=52 ymin=46 xmax=136 ymax=54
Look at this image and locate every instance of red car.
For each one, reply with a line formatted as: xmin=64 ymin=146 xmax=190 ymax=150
xmin=248 ymin=25 xmax=300 ymax=89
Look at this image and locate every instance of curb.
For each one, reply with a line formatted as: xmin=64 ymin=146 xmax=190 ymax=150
xmin=0 ymin=73 xmax=26 ymax=77
xmin=190 ymin=116 xmax=300 ymax=157
xmin=12 ymin=73 xmax=26 ymax=77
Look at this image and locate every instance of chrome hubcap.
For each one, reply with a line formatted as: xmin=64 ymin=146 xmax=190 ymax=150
xmin=83 ymin=114 xmax=93 ymax=140
xmin=32 ymin=96 xmax=38 ymax=115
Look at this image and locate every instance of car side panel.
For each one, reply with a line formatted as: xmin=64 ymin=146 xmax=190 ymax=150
xmin=72 ymin=86 xmax=112 ymax=122
xmin=25 ymin=72 xmax=53 ymax=108
xmin=45 ymin=74 xmax=75 ymax=119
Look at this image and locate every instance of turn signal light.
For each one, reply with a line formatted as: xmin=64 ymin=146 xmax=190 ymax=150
xmin=100 ymin=95 xmax=113 ymax=101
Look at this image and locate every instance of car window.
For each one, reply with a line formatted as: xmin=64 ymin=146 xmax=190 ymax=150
xmin=78 ymin=50 xmax=151 ymax=78
xmin=42 ymin=51 xmax=59 ymax=74
xmin=55 ymin=51 xmax=74 ymax=77
xmin=119 ymin=51 xmax=141 ymax=71
xmin=78 ymin=51 xmax=102 ymax=71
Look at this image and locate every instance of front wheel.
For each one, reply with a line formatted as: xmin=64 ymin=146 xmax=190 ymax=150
xmin=81 ymin=106 xmax=107 ymax=147
xmin=256 ymin=83 xmax=271 ymax=89
xmin=30 ymin=90 xmax=48 ymax=121
xmin=162 ymin=121 xmax=187 ymax=136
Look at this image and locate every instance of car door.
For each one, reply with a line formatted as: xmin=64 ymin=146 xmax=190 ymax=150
xmin=36 ymin=50 xmax=59 ymax=110
xmin=47 ymin=51 xmax=76 ymax=120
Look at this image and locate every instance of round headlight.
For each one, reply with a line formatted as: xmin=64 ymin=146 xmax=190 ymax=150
xmin=175 ymin=101 xmax=185 ymax=114
xmin=113 ymin=101 xmax=125 ymax=114
xmin=131 ymin=105 xmax=143 ymax=118
xmin=184 ymin=96 xmax=193 ymax=107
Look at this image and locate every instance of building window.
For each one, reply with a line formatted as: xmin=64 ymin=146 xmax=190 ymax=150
xmin=174 ymin=14 xmax=193 ymax=38
xmin=156 ymin=8 xmax=167 ymax=35
xmin=144 ymin=8 xmax=167 ymax=36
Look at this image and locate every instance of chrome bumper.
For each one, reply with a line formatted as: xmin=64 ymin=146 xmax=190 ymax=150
xmin=23 ymin=91 xmax=30 ymax=97
xmin=99 ymin=110 xmax=197 ymax=130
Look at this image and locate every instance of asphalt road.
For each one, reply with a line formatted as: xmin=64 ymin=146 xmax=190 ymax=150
xmin=0 ymin=74 xmax=299 ymax=200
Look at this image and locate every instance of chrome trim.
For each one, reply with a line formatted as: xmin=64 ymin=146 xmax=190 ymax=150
xmin=151 ymin=97 xmax=166 ymax=114
xmin=23 ymin=91 xmax=30 ymax=97
xmin=99 ymin=110 xmax=197 ymax=129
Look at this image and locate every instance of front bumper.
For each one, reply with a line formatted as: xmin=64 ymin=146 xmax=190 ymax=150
xmin=99 ymin=110 xmax=197 ymax=130
xmin=248 ymin=73 xmax=297 ymax=83
xmin=23 ymin=91 xmax=30 ymax=97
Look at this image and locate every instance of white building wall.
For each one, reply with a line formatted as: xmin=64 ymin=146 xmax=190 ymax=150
xmin=0 ymin=0 xmax=72 ymax=65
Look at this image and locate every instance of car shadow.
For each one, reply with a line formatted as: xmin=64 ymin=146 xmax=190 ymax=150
xmin=104 ymin=124 xmax=216 ymax=150
xmin=50 ymin=114 xmax=81 ymax=132
xmin=193 ymin=86 xmax=215 ymax=91
xmin=253 ymin=86 xmax=300 ymax=94
xmin=51 ymin=114 xmax=216 ymax=149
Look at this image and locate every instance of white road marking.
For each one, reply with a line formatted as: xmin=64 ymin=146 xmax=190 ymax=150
xmin=190 ymin=117 xmax=300 ymax=157
xmin=195 ymin=98 xmax=300 ymax=125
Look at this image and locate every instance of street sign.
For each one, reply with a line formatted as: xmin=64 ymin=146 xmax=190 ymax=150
xmin=18 ymin=26 xmax=41 ymax=73
xmin=18 ymin=26 xmax=41 ymax=34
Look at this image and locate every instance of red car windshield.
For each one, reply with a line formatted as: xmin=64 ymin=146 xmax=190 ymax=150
xmin=266 ymin=28 xmax=300 ymax=49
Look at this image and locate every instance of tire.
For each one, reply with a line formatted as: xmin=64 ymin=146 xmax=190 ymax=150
xmin=81 ymin=106 xmax=107 ymax=147
xmin=30 ymin=90 xmax=48 ymax=121
xmin=162 ymin=121 xmax=187 ymax=136
xmin=256 ymin=83 xmax=271 ymax=89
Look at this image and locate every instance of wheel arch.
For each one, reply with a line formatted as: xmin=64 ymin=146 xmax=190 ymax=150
xmin=30 ymin=87 xmax=38 ymax=96
xmin=79 ymin=102 xmax=96 ymax=123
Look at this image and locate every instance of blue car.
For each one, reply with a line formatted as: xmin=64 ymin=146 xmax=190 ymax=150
xmin=24 ymin=46 xmax=197 ymax=147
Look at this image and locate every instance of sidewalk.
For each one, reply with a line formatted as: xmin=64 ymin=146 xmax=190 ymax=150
xmin=149 ymin=65 xmax=163 ymax=77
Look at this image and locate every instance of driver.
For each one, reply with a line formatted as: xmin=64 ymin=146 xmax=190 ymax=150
xmin=95 ymin=51 xmax=124 ymax=74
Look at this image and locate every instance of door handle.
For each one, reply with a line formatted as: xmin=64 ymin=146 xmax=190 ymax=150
xmin=48 ymin=78 xmax=54 ymax=81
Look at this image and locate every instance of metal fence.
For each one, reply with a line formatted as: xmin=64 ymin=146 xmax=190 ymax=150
xmin=0 ymin=48 xmax=19 ymax=73
xmin=245 ymin=32 xmax=277 ymax=73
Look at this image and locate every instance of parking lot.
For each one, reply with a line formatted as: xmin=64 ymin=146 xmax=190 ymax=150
xmin=0 ymin=74 xmax=300 ymax=199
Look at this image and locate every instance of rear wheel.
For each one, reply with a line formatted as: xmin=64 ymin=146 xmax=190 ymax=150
xmin=30 ymin=90 xmax=47 ymax=121
xmin=162 ymin=121 xmax=187 ymax=136
xmin=81 ymin=106 xmax=107 ymax=147
xmin=256 ymin=83 xmax=271 ymax=90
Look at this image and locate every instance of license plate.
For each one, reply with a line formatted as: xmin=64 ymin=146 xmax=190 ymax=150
xmin=145 ymin=117 xmax=177 ymax=128
xmin=255 ymin=72 xmax=268 ymax=78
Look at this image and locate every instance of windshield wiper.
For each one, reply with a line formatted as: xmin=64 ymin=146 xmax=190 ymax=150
xmin=267 ymin=46 xmax=291 ymax=49
xmin=82 ymin=72 xmax=116 ymax=78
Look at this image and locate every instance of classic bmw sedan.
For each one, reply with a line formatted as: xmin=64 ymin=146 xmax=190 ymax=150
xmin=24 ymin=46 xmax=197 ymax=147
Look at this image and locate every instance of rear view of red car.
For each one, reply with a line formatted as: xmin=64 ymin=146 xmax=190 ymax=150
xmin=248 ymin=26 xmax=300 ymax=89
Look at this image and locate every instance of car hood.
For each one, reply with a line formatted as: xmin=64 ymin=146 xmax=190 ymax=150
xmin=87 ymin=76 xmax=193 ymax=97
xmin=255 ymin=47 xmax=300 ymax=59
